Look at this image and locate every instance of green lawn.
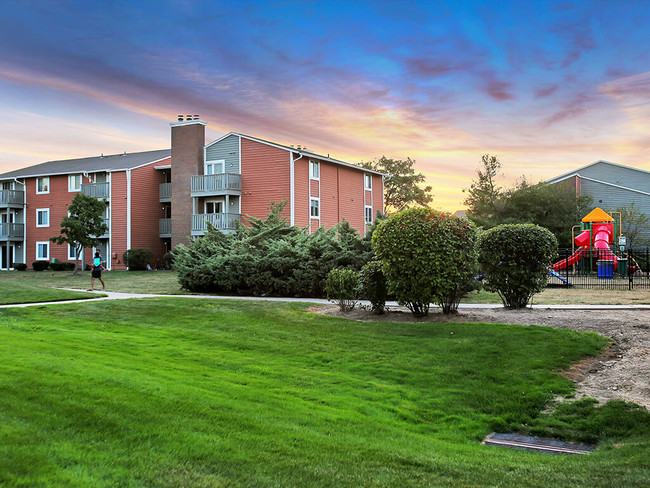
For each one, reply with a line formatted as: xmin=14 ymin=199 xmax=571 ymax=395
xmin=0 ymin=278 xmax=99 ymax=305
xmin=0 ymin=298 xmax=648 ymax=487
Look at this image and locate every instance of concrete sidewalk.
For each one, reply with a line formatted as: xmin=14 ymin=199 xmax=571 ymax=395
xmin=2 ymin=288 xmax=650 ymax=310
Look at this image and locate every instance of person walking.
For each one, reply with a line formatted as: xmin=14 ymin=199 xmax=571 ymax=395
xmin=89 ymin=251 xmax=106 ymax=291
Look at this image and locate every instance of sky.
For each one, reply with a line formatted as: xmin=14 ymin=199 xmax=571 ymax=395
xmin=2 ymin=0 xmax=650 ymax=211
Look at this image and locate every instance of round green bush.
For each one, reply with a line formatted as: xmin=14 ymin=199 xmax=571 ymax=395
xmin=477 ymin=223 xmax=558 ymax=309
xmin=122 ymin=248 xmax=155 ymax=271
xmin=324 ymin=268 xmax=360 ymax=312
xmin=372 ymin=208 xmax=478 ymax=316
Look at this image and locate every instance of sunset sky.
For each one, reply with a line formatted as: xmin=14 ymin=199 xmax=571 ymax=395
xmin=2 ymin=0 xmax=650 ymax=211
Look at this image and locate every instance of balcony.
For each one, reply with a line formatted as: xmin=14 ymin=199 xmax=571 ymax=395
xmin=0 ymin=189 xmax=24 ymax=208
xmin=191 ymin=213 xmax=241 ymax=235
xmin=159 ymin=218 xmax=171 ymax=238
xmin=89 ymin=217 xmax=109 ymax=239
xmin=159 ymin=183 xmax=171 ymax=202
xmin=0 ymin=223 xmax=24 ymax=241
xmin=190 ymin=174 xmax=241 ymax=197
xmin=81 ymin=182 xmax=110 ymax=200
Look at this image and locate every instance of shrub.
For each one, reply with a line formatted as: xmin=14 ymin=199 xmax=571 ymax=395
xmin=174 ymin=202 xmax=373 ymax=297
xmin=358 ymin=260 xmax=387 ymax=314
xmin=123 ymin=248 xmax=155 ymax=271
xmin=64 ymin=261 xmax=76 ymax=271
xmin=14 ymin=263 xmax=27 ymax=271
xmin=373 ymin=208 xmax=478 ymax=316
xmin=163 ymin=251 xmax=174 ymax=270
xmin=50 ymin=262 xmax=66 ymax=271
xmin=32 ymin=261 xmax=49 ymax=271
xmin=477 ymin=223 xmax=558 ymax=309
xmin=325 ymin=268 xmax=360 ymax=312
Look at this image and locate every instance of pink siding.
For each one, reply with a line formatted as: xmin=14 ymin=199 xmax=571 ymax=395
xmin=372 ymin=174 xmax=384 ymax=214
xmin=131 ymin=159 xmax=169 ymax=263
xmin=309 ymin=179 xmax=319 ymax=197
xmin=319 ymin=162 xmax=339 ymax=230
xmin=293 ymin=157 xmax=310 ymax=228
xmin=337 ymin=166 xmax=365 ymax=233
xmin=111 ymin=171 xmax=128 ymax=269
xmin=241 ymin=138 xmax=291 ymax=222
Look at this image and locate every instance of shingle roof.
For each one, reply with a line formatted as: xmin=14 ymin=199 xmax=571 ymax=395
xmin=0 ymin=149 xmax=171 ymax=180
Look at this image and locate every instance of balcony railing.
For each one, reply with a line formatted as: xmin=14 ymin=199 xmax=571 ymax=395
xmin=190 ymin=174 xmax=241 ymax=196
xmin=192 ymin=213 xmax=241 ymax=234
xmin=159 ymin=218 xmax=171 ymax=237
xmin=0 ymin=223 xmax=24 ymax=240
xmin=159 ymin=183 xmax=171 ymax=202
xmin=0 ymin=189 xmax=24 ymax=206
xmin=81 ymin=182 xmax=110 ymax=199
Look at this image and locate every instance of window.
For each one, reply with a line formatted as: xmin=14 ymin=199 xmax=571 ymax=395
xmin=36 ymin=177 xmax=49 ymax=194
xmin=205 ymin=160 xmax=225 ymax=175
xmin=36 ymin=242 xmax=49 ymax=261
xmin=69 ymin=174 xmax=82 ymax=192
xmin=205 ymin=200 xmax=223 ymax=214
xmin=310 ymin=198 xmax=320 ymax=218
xmin=36 ymin=208 xmax=50 ymax=227
xmin=364 ymin=174 xmax=372 ymax=190
xmin=68 ymin=244 xmax=82 ymax=261
xmin=365 ymin=206 xmax=373 ymax=224
xmin=310 ymin=161 xmax=320 ymax=179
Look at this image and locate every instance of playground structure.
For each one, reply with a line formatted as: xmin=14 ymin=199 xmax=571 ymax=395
xmin=552 ymin=208 xmax=624 ymax=280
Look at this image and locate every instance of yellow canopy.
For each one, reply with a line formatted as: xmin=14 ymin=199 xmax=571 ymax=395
xmin=582 ymin=207 xmax=614 ymax=223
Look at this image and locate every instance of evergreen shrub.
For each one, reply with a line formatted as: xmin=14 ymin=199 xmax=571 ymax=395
xmin=372 ymin=208 xmax=478 ymax=316
xmin=14 ymin=263 xmax=27 ymax=271
xmin=32 ymin=261 xmax=49 ymax=271
xmin=163 ymin=251 xmax=174 ymax=269
xmin=123 ymin=248 xmax=155 ymax=271
xmin=173 ymin=202 xmax=373 ymax=297
xmin=50 ymin=262 xmax=66 ymax=271
xmin=358 ymin=260 xmax=387 ymax=314
xmin=325 ymin=268 xmax=360 ymax=312
xmin=477 ymin=223 xmax=557 ymax=309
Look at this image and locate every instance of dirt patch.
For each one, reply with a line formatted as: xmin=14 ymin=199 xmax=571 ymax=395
xmin=313 ymin=305 xmax=650 ymax=410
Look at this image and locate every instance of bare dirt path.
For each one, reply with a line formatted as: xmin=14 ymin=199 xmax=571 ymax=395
xmin=317 ymin=305 xmax=650 ymax=410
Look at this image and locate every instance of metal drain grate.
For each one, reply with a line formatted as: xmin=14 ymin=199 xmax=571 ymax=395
xmin=483 ymin=433 xmax=596 ymax=455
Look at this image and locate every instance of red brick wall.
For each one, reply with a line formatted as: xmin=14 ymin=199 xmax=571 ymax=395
xmin=241 ymin=138 xmax=291 ymax=221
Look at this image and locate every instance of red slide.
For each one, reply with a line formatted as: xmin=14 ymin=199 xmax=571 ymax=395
xmin=593 ymin=227 xmax=618 ymax=271
xmin=552 ymin=247 xmax=589 ymax=271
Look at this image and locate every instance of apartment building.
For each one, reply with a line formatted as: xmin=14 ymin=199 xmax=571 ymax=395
xmin=0 ymin=116 xmax=384 ymax=270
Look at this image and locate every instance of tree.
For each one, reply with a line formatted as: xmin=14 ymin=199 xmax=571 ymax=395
xmin=477 ymin=224 xmax=557 ymax=309
xmin=463 ymin=154 xmax=506 ymax=228
xmin=504 ymin=179 xmax=593 ymax=248
xmin=50 ymin=192 xmax=108 ymax=274
xmin=361 ymin=156 xmax=433 ymax=211
xmin=372 ymin=208 xmax=478 ymax=316
xmin=617 ymin=202 xmax=650 ymax=248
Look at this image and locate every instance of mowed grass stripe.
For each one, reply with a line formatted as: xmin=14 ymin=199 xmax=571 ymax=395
xmin=0 ymin=298 xmax=648 ymax=487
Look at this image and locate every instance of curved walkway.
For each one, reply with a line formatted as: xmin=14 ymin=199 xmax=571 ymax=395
xmin=2 ymin=289 xmax=650 ymax=310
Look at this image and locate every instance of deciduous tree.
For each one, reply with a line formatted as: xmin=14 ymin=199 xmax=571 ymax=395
xmin=50 ymin=192 xmax=108 ymax=274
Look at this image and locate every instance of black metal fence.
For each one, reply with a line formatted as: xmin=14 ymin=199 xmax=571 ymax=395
xmin=549 ymin=248 xmax=650 ymax=289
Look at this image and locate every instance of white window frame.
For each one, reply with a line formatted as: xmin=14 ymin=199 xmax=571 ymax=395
xmin=36 ymin=241 xmax=50 ymax=261
xmin=205 ymin=159 xmax=225 ymax=175
xmin=36 ymin=208 xmax=50 ymax=228
xmin=364 ymin=173 xmax=372 ymax=190
xmin=309 ymin=160 xmax=320 ymax=180
xmin=310 ymin=197 xmax=320 ymax=218
xmin=204 ymin=199 xmax=224 ymax=214
xmin=68 ymin=243 xmax=83 ymax=261
xmin=365 ymin=205 xmax=373 ymax=224
xmin=68 ymin=174 xmax=82 ymax=192
xmin=36 ymin=177 xmax=50 ymax=194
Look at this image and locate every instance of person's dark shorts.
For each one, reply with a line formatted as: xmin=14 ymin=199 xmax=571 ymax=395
xmin=92 ymin=269 xmax=102 ymax=278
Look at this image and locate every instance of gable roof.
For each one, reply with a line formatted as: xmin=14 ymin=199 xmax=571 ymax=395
xmin=207 ymin=132 xmax=385 ymax=176
xmin=582 ymin=207 xmax=614 ymax=223
xmin=0 ymin=149 xmax=171 ymax=180
xmin=547 ymin=160 xmax=650 ymax=184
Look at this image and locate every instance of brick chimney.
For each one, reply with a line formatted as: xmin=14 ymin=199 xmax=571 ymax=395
xmin=170 ymin=115 xmax=206 ymax=248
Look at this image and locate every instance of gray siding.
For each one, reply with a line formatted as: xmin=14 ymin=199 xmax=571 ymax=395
xmin=205 ymin=134 xmax=240 ymax=174
xmin=578 ymin=164 xmax=650 ymax=246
